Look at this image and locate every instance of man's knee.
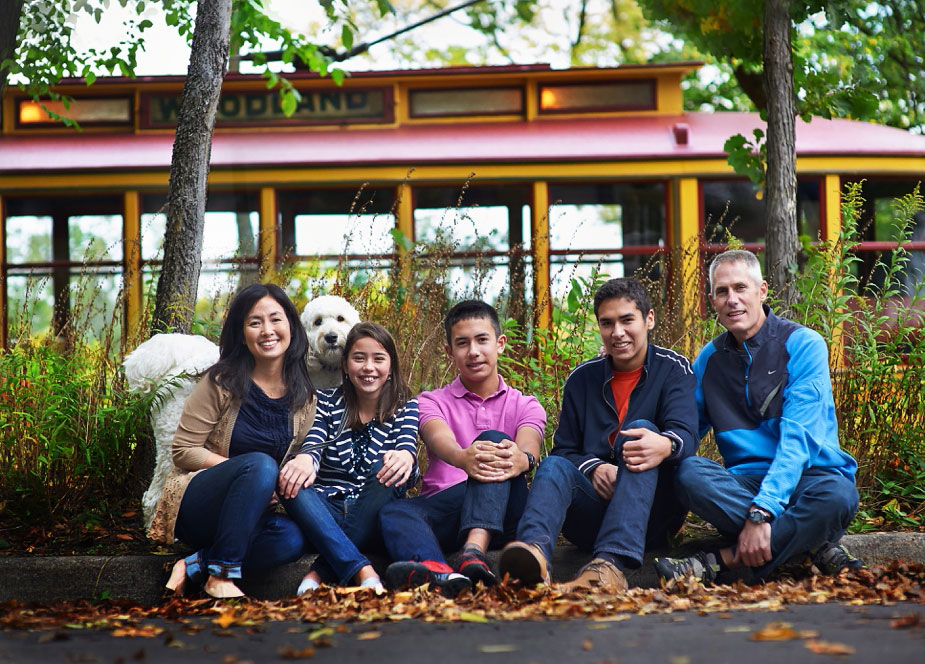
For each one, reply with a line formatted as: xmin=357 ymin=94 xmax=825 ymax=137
xmin=533 ymin=454 xmax=573 ymax=481
xmin=624 ymin=419 xmax=658 ymax=434
xmin=807 ymin=474 xmax=859 ymax=518
xmin=474 ymin=429 xmax=509 ymax=444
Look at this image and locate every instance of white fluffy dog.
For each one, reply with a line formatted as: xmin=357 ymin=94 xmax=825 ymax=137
xmin=123 ymin=333 xmax=220 ymax=529
xmin=300 ymin=295 xmax=361 ymax=389
xmin=123 ymin=294 xmax=359 ymax=528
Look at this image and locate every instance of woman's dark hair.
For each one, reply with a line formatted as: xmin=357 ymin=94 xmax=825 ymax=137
xmin=341 ymin=322 xmax=411 ymax=429
xmin=208 ymin=283 xmax=315 ymax=410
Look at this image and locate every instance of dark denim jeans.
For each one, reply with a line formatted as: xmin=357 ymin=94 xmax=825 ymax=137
xmin=307 ymin=460 xmax=406 ymax=583
xmin=515 ymin=420 xmax=684 ymax=569
xmin=379 ymin=430 xmax=528 ymax=564
xmin=675 ymin=456 xmax=859 ymax=579
xmin=175 ymin=451 xmax=304 ymax=581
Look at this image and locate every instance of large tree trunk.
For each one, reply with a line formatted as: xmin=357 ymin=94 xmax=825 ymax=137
xmin=763 ymin=0 xmax=799 ymax=309
xmin=151 ymin=0 xmax=233 ymax=334
xmin=0 ymin=0 xmax=25 ymax=130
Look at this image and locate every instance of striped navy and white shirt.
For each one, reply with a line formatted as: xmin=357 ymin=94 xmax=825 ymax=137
xmin=298 ymin=389 xmax=419 ymax=500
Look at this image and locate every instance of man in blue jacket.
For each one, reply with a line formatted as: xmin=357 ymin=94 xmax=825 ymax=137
xmin=654 ymin=250 xmax=862 ymax=584
xmin=499 ymin=277 xmax=698 ymax=592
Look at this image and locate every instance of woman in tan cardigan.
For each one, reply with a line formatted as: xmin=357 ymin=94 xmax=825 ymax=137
xmin=152 ymin=284 xmax=380 ymax=598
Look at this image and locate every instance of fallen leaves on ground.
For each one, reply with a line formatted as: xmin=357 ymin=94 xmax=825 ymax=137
xmin=0 ymin=561 xmax=922 ymax=637
xmin=804 ymin=639 xmax=856 ymax=655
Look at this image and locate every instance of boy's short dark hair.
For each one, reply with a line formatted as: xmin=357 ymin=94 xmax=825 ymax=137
xmin=593 ymin=278 xmax=652 ymax=318
xmin=444 ymin=300 xmax=502 ymax=344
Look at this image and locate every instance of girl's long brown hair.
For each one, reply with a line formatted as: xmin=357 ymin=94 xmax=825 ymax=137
xmin=341 ymin=322 xmax=412 ymax=429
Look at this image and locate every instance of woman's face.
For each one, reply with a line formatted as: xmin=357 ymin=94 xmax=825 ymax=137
xmin=345 ymin=336 xmax=391 ymax=403
xmin=243 ymin=295 xmax=291 ymax=365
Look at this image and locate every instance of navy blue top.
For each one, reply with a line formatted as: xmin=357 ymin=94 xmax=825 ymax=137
xmin=229 ymin=382 xmax=292 ymax=464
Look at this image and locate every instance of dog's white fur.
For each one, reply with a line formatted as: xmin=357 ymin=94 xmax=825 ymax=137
xmin=122 ymin=333 xmax=220 ymax=529
xmin=124 ymin=295 xmax=360 ymax=528
xmin=300 ymin=295 xmax=361 ymax=390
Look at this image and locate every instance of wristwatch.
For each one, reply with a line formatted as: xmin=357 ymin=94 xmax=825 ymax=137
xmin=669 ymin=438 xmax=680 ymax=456
xmin=747 ymin=507 xmax=773 ymax=524
xmin=523 ymin=451 xmax=537 ymax=473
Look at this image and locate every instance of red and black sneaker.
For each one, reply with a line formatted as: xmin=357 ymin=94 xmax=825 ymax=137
xmin=384 ymin=560 xmax=472 ymax=598
xmin=448 ymin=549 xmax=499 ymax=587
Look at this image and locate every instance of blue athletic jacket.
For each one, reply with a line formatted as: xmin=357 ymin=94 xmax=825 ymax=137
xmin=551 ymin=344 xmax=698 ymax=477
xmin=693 ymin=306 xmax=857 ymax=518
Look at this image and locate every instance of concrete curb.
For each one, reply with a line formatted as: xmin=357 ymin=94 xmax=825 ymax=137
xmin=1 ymin=533 xmax=922 ymax=606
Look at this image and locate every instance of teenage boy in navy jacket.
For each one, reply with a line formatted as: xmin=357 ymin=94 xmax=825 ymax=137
xmin=500 ymin=277 xmax=697 ymax=592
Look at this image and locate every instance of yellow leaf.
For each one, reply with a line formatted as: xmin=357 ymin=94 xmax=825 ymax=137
xmin=805 ymin=640 xmax=856 ymax=655
xmin=751 ymin=622 xmax=799 ymax=641
xmin=458 ymin=611 xmax=489 ymax=623
xmin=478 ymin=645 xmax=519 ymax=653
xmin=356 ymin=631 xmax=381 ymax=640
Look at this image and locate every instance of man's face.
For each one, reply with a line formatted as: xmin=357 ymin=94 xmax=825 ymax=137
xmin=709 ymin=260 xmax=768 ymax=344
xmin=596 ymin=297 xmax=654 ymax=372
xmin=445 ymin=316 xmax=505 ymax=387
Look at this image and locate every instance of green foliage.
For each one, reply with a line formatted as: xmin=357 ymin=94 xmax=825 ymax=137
xmin=0 ymin=338 xmax=157 ymax=524
xmin=723 ymin=128 xmax=766 ymax=189
xmin=790 ymin=181 xmax=925 ymax=532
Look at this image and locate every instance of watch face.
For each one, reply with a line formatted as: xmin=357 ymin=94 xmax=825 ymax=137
xmin=748 ymin=510 xmax=768 ymax=524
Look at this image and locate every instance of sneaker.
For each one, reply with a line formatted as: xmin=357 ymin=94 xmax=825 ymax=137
xmin=499 ymin=541 xmax=551 ymax=585
xmin=653 ymin=551 xmax=720 ymax=584
xmin=560 ymin=558 xmax=627 ymax=593
xmin=448 ymin=549 xmax=498 ymax=586
xmin=383 ymin=560 xmax=472 ymax=598
xmin=811 ymin=541 xmax=866 ymax=575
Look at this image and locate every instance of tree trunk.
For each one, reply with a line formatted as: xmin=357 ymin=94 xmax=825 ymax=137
xmin=0 ymin=0 xmax=25 ymax=130
xmin=151 ymin=0 xmax=233 ymax=334
xmin=763 ymin=0 xmax=799 ymax=309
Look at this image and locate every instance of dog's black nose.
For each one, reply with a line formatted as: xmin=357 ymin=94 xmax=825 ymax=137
xmin=324 ymin=333 xmax=339 ymax=345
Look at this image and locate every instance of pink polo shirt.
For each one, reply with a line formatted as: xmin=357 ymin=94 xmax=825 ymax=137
xmin=418 ymin=375 xmax=547 ymax=497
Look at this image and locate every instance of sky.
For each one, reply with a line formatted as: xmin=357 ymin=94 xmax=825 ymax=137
xmin=69 ymin=0 xmax=539 ymax=76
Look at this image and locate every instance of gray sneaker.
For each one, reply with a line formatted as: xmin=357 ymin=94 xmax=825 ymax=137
xmin=653 ymin=551 xmax=720 ymax=584
xmin=811 ymin=542 xmax=865 ymax=575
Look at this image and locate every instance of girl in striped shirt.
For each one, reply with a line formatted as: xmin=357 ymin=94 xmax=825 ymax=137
xmin=277 ymin=322 xmax=418 ymax=594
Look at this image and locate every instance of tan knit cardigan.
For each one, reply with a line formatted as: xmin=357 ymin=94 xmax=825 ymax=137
xmin=146 ymin=377 xmax=317 ymax=544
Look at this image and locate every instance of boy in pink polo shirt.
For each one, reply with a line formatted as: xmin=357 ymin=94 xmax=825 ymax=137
xmin=380 ymin=300 xmax=547 ymax=597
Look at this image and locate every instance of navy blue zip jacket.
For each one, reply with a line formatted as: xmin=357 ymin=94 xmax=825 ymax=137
xmin=551 ymin=344 xmax=698 ymax=477
xmin=693 ymin=306 xmax=857 ymax=518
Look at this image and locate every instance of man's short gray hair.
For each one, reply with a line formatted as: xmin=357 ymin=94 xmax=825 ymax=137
xmin=709 ymin=250 xmax=764 ymax=292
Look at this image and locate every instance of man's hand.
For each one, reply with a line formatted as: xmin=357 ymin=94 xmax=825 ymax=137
xmin=590 ymin=463 xmax=618 ymax=500
xmin=377 ymin=449 xmax=415 ymax=488
xmin=278 ymin=454 xmax=316 ymax=499
xmin=734 ymin=520 xmax=772 ymax=568
xmin=621 ymin=428 xmax=672 ymax=472
xmin=472 ymin=437 xmax=529 ymax=482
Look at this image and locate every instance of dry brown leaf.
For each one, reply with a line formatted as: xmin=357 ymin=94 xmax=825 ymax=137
xmin=751 ymin=622 xmax=800 ymax=641
xmin=581 ymin=638 xmax=593 ymax=651
xmin=805 ymin=640 xmax=856 ymax=655
xmin=356 ymin=631 xmax=381 ymax=640
xmin=278 ymin=645 xmax=316 ymax=659
xmin=891 ymin=613 xmax=922 ymax=629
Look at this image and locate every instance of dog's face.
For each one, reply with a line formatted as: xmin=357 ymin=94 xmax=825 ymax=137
xmin=300 ymin=295 xmax=361 ymax=370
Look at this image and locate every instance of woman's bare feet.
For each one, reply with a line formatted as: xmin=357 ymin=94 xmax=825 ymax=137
xmin=204 ymin=576 xmax=245 ymax=599
xmin=297 ymin=571 xmax=322 ymax=596
xmin=165 ymin=558 xmax=187 ymax=595
xmin=354 ymin=565 xmax=384 ymax=593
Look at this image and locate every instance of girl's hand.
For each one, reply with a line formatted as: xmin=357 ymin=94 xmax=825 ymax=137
xmin=377 ymin=449 xmax=415 ymax=488
xmin=278 ymin=454 xmax=317 ymax=499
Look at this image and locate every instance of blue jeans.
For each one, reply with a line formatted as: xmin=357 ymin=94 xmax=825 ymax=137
xmin=379 ymin=430 xmax=528 ymax=564
xmin=515 ymin=420 xmax=684 ymax=569
xmin=175 ymin=452 xmax=304 ymax=580
xmin=280 ymin=480 xmax=378 ymax=586
xmin=675 ymin=456 xmax=859 ymax=578
xmin=307 ymin=460 xmax=406 ymax=582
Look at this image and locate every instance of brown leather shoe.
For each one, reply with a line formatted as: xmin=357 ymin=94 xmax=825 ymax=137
xmin=560 ymin=558 xmax=628 ymax=593
xmin=499 ymin=541 xmax=551 ymax=585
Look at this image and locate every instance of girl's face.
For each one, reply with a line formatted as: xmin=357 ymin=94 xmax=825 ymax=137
xmin=242 ymin=295 xmax=291 ymax=365
xmin=345 ymin=336 xmax=391 ymax=403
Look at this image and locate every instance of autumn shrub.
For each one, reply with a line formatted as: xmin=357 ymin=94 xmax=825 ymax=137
xmin=790 ymin=181 xmax=925 ymax=532
xmin=0 ymin=279 xmax=157 ymax=530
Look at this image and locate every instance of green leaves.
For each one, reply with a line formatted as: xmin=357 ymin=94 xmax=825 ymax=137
xmin=723 ymin=128 xmax=766 ymax=188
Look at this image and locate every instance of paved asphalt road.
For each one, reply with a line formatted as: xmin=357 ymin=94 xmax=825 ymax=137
xmin=1 ymin=601 xmax=923 ymax=663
